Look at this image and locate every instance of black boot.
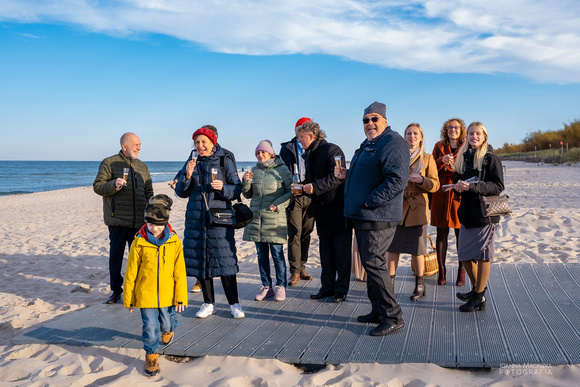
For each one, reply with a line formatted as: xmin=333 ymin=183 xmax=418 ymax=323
xmin=459 ymin=289 xmax=487 ymax=312
xmin=456 ymin=287 xmax=475 ymax=302
xmin=410 ymin=276 xmax=425 ymax=301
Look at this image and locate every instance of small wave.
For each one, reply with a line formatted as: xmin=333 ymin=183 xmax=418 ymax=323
xmin=0 ymin=190 xmax=34 ymax=196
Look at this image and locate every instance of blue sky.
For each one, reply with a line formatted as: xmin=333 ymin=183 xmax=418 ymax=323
xmin=1 ymin=0 xmax=579 ymax=162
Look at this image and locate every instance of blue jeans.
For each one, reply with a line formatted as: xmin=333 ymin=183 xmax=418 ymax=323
xmin=255 ymin=242 xmax=287 ymax=288
xmin=140 ymin=306 xmax=178 ymax=355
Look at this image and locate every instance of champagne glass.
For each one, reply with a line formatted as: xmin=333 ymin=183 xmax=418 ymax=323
xmin=191 ymin=150 xmax=198 ymax=164
xmin=211 ymin=168 xmax=218 ymax=181
xmin=334 ymin=156 xmax=341 ymax=168
xmin=247 ymin=166 xmax=253 ymax=182
xmin=122 ymin=168 xmax=129 ymax=186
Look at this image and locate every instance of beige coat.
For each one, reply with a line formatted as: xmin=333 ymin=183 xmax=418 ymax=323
xmin=400 ymin=153 xmax=440 ymax=227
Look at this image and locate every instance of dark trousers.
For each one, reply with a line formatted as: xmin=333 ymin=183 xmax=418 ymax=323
xmin=286 ymin=195 xmax=315 ymax=274
xmin=200 ymin=275 xmax=239 ymax=305
xmin=355 ymin=226 xmax=403 ymax=324
xmin=108 ymin=226 xmax=139 ymax=293
xmin=319 ymin=231 xmax=352 ymax=296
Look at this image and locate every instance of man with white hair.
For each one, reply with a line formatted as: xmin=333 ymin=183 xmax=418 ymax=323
xmin=94 ymin=132 xmax=153 ymax=304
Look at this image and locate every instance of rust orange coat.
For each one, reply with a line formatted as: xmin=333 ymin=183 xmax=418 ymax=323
xmin=430 ymin=141 xmax=462 ymax=229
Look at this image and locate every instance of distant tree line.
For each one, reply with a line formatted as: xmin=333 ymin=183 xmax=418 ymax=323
xmin=496 ymin=119 xmax=580 ymax=154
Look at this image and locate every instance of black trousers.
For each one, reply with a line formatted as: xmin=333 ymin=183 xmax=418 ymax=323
xmin=108 ymin=226 xmax=139 ymax=293
xmin=200 ymin=275 xmax=239 ymax=305
xmin=286 ymin=195 xmax=315 ymax=274
xmin=319 ymin=231 xmax=352 ymax=296
xmin=354 ymin=225 xmax=404 ymax=324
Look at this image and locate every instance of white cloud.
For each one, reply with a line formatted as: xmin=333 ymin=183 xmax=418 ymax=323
xmin=1 ymin=0 xmax=579 ymax=83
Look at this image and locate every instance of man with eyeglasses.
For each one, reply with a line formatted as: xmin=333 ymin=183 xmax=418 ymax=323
xmin=335 ymin=101 xmax=409 ymax=336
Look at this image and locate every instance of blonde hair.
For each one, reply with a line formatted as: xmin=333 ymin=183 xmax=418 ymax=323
xmin=454 ymin=122 xmax=489 ymax=173
xmin=405 ymin=123 xmax=425 ymax=165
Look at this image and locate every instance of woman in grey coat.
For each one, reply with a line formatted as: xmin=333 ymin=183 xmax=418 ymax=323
xmin=242 ymin=140 xmax=293 ymax=302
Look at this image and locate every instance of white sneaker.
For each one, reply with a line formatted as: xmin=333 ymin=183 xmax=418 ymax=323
xmin=196 ymin=303 xmax=215 ymax=318
xmin=230 ymin=303 xmax=245 ymax=319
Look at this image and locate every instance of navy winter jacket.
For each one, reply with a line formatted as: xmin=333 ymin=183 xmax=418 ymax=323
xmin=344 ymin=127 xmax=409 ymax=223
xmin=175 ymin=146 xmax=243 ymax=279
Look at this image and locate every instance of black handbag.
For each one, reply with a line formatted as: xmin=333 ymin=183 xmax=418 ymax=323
xmin=202 ymin=192 xmax=236 ymax=227
xmin=480 ymin=194 xmax=512 ymax=217
xmin=232 ymin=199 xmax=253 ymax=229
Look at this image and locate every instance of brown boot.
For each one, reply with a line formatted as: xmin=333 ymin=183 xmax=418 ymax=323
xmin=288 ymin=273 xmax=300 ymax=286
xmin=144 ymin=353 xmax=160 ymax=376
xmin=300 ymin=270 xmax=313 ymax=281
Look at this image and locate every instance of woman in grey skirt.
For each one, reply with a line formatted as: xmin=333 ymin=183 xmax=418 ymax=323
xmin=453 ymin=122 xmax=504 ymax=312
xmin=387 ymin=123 xmax=440 ymax=301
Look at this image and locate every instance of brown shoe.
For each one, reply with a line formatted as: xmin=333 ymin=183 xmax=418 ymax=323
xmin=288 ymin=273 xmax=300 ymax=286
xmin=144 ymin=353 xmax=160 ymax=376
xmin=300 ymin=270 xmax=313 ymax=281
xmin=161 ymin=331 xmax=174 ymax=345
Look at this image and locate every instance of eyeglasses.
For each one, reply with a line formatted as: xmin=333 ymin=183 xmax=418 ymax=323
xmin=447 ymin=125 xmax=460 ymax=130
xmin=363 ymin=116 xmax=380 ymax=124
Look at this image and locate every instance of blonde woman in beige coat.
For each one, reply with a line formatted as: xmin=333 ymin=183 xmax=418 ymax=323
xmin=387 ymin=123 xmax=440 ymax=300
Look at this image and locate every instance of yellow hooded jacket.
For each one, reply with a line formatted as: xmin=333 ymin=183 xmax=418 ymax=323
xmin=123 ymin=226 xmax=188 ymax=309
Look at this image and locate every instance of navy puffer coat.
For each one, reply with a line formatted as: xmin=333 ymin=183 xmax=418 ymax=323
xmin=175 ymin=146 xmax=243 ymax=279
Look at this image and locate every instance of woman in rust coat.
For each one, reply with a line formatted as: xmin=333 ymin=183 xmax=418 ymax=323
xmin=430 ymin=118 xmax=467 ymax=286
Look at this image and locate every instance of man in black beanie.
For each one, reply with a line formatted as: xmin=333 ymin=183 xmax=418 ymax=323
xmin=336 ymin=101 xmax=409 ymax=336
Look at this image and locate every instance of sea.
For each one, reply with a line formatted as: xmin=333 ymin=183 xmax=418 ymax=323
xmin=0 ymin=160 xmax=256 ymax=196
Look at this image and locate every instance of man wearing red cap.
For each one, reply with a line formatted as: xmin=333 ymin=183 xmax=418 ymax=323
xmin=279 ymin=118 xmax=315 ymax=286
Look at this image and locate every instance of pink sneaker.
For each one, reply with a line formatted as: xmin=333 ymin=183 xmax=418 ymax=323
xmin=274 ymin=286 xmax=286 ymax=301
xmin=255 ymin=285 xmax=275 ymax=301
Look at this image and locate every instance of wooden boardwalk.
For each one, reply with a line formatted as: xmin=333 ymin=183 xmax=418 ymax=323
xmin=11 ymin=263 xmax=580 ymax=368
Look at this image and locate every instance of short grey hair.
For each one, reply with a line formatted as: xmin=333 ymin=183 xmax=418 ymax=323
xmin=298 ymin=121 xmax=326 ymax=140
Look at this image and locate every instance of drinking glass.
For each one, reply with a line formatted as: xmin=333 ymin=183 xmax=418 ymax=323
xmin=211 ymin=168 xmax=218 ymax=181
xmin=122 ymin=168 xmax=129 ymax=185
xmin=334 ymin=156 xmax=341 ymax=168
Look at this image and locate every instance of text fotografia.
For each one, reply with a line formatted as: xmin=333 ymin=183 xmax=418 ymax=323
xmin=499 ymin=363 xmax=553 ymax=376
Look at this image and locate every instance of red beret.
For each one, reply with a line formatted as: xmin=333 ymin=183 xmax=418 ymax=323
xmin=295 ymin=117 xmax=312 ymax=128
xmin=192 ymin=128 xmax=217 ymax=146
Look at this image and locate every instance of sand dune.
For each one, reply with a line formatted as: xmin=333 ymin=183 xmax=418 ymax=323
xmin=0 ymin=161 xmax=578 ymax=386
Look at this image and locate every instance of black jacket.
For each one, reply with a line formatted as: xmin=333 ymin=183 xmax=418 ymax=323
xmin=453 ymin=146 xmax=504 ymax=228
xmin=303 ymin=139 xmax=349 ymax=236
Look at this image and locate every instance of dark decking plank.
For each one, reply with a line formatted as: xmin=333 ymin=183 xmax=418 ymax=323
xmin=518 ymin=264 xmax=577 ymax=363
xmin=10 ymin=264 xmax=580 ymax=367
xmin=300 ymin=281 xmax=365 ymax=364
xmin=430 ymin=265 xmax=458 ymax=367
xmin=502 ymin=265 xmax=567 ymax=364
xmin=373 ymin=266 xmax=414 ymax=363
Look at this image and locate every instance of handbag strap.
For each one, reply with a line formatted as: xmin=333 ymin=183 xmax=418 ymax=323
xmin=201 ymin=192 xmax=210 ymax=211
xmin=426 ymin=235 xmax=435 ymax=251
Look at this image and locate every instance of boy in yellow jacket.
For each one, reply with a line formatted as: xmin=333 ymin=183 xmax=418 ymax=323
xmin=124 ymin=194 xmax=188 ymax=377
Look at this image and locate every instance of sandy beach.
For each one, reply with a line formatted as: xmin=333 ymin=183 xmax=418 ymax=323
xmin=0 ymin=160 xmax=578 ymax=386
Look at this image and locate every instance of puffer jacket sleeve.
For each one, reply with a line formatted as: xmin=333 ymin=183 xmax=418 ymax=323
xmin=173 ymin=238 xmax=188 ymax=306
xmin=271 ymin=164 xmax=293 ymax=210
xmin=93 ymin=159 xmax=120 ymax=197
xmin=365 ymin=135 xmax=410 ymax=208
xmin=216 ymin=156 xmax=242 ymax=201
xmin=123 ymin=238 xmax=141 ymax=308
